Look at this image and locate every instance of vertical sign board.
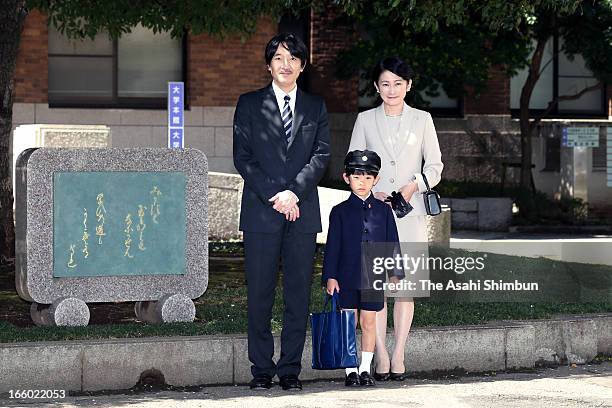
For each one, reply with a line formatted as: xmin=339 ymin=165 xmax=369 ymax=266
xmin=607 ymin=127 xmax=612 ymax=187
xmin=562 ymin=127 xmax=599 ymax=148
xmin=168 ymin=82 xmax=184 ymax=149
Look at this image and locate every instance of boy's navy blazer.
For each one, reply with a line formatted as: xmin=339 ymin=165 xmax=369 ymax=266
xmin=233 ymin=83 xmax=331 ymax=233
xmin=323 ymin=193 xmax=400 ymax=289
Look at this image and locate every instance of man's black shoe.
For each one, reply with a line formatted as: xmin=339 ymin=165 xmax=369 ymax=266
xmin=359 ymin=371 xmax=376 ymax=386
xmin=249 ymin=374 xmax=273 ymax=390
xmin=345 ymin=372 xmax=360 ymax=387
xmin=279 ymin=374 xmax=302 ymax=391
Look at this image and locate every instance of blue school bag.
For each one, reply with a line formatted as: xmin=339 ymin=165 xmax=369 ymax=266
xmin=310 ymin=291 xmax=359 ymax=370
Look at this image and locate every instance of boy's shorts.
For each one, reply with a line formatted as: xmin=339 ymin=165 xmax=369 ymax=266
xmin=338 ymin=288 xmax=384 ymax=312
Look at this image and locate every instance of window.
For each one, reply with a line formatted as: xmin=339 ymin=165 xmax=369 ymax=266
xmin=357 ymin=75 xmax=460 ymax=115
xmin=48 ymin=25 xmax=184 ymax=108
xmin=510 ymin=36 xmax=606 ymax=117
xmin=417 ymin=81 xmax=461 ymax=116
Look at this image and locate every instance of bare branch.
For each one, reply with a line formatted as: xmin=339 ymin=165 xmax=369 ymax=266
xmin=538 ymin=56 xmax=554 ymax=76
xmin=530 ymin=82 xmax=603 ymax=130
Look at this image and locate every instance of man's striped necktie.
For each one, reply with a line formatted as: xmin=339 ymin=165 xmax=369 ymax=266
xmin=282 ymin=95 xmax=292 ymax=144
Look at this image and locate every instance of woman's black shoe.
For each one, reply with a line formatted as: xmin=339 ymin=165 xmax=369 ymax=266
xmin=373 ymin=371 xmax=390 ymax=381
xmin=345 ymin=372 xmax=360 ymax=387
xmin=390 ymin=372 xmax=407 ymax=381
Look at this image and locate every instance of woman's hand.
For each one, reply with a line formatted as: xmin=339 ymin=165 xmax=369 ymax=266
xmin=326 ymin=278 xmax=340 ymax=295
xmin=399 ymin=181 xmax=419 ymax=203
xmin=374 ymin=191 xmax=390 ymax=202
xmin=389 ymin=275 xmax=400 ymax=293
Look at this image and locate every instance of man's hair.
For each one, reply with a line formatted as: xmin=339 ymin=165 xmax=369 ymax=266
xmin=372 ymin=56 xmax=415 ymax=83
xmin=345 ymin=168 xmax=379 ymax=177
xmin=265 ymin=32 xmax=308 ymax=67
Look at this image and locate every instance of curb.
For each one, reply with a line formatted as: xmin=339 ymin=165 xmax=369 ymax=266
xmin=0 ymin=314 xmax=610 ymax=393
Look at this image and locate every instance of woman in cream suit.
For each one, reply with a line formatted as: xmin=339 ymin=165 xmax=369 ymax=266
xmin=348 ymin=56 xmax=443 ymax=381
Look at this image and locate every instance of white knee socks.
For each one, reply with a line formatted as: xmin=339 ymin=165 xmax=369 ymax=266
xmin=345 ymin=367 xmax=358 ymax=376
xmin=358 ymin=351 xmax=374 ymax=374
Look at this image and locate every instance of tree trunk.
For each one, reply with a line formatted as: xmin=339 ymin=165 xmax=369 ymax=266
xmin=519 ymin=37 xmax=547 ymax=192
xmin=0 ymin=1 xmax=27 ymax=263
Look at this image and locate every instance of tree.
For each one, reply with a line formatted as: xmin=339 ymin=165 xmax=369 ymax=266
xmin=0 ymin=0 xmax=302 ymax=263
xmin=334 ymin=0 xmax=612 ymax=201
xmin=518 ymin=2 xmax=612 ymax=189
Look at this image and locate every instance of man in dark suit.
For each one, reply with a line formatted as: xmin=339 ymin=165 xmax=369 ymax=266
xmin=233 ymin=32 xmax=330 ymax=391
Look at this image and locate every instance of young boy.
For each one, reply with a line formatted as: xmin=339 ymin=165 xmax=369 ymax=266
xmin=322 ymin=149 xmax=400 ymax=387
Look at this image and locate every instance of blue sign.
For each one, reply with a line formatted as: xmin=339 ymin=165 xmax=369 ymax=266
xmin=168 ymin=82 xmax=184 ymax=148
xmin=562 ymin=127 xmax=599 ymax=148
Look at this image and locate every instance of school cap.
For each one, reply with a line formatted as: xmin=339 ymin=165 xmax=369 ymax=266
xmin=344 ymin=150 xmax=381 ymax=174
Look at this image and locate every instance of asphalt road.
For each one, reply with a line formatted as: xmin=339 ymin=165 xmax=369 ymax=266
xmin=2 ymin=362 xmax=610 ymax=408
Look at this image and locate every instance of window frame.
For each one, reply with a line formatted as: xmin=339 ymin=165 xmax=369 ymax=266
xmin=510 ymin=35 xmax=608 ymax=119
xmin=48 ymin=31 xmax=188 ymax=110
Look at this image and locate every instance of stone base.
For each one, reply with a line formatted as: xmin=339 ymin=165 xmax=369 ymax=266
xmin=31 ymin=297 xmax=90 ymax=327
xmin=426 ymin=205 xmax=451 ymax=246
xmin=135 ymin=294 xmax=196 ymax=323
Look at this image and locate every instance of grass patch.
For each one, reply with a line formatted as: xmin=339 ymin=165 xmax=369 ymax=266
xmin=0 ymin=247 xmax=610 ymax=343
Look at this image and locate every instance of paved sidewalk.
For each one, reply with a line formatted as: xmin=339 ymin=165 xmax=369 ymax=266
xmin=2 ymin=362 xmax=610 ymax=408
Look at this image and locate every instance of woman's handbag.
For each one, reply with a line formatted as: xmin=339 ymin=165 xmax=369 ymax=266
xmin=422 ymin=173 xmax=442 ymax=216
xmin=310 ymin=291 xmax=358 ymax=370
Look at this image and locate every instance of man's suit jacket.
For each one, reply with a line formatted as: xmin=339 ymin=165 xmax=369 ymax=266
xmin=348 ymin=102 xmax=443 ymax=217
xmin=322 ymin=194 xmax=400 ymax=290
xmin=233 ymin=83 xmax=331 ymax=233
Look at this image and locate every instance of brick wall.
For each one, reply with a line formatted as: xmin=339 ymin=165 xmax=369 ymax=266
xmin=13 ymin=10 xmax=48 ymax=103
xmin=188 ymin=18 xmax=276 ymax=107
xmin=308 ymin=5 xmax=358 ymax=113
xmin=464 ymin=65 xmax=510 ymax=115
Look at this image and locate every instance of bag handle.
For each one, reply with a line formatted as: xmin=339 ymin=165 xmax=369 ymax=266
xmin=421 ymin=172 xmax=432 ymax=192
xmin=323 ymin=290 xmax=339 ymax=312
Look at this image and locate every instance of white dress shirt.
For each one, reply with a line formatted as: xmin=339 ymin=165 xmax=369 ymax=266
xmin=272 ymin=81 xmax=297 ymax=117
xmin=270 ymin=81 xmax=299 ymax=203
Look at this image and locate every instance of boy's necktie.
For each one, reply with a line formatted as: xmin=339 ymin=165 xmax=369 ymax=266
xmin=282 ymin=95 xmax=292 ymax=144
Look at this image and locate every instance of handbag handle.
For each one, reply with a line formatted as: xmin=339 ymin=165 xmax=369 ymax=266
xmin=421 ymin=172 xmax=432 ymax=192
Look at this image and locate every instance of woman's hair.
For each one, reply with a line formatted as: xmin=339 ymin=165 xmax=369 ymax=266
xmin=372 ymin=56 xmax=414 ymax=83
xmin=265 ymin=32 xmax=309 ymax=68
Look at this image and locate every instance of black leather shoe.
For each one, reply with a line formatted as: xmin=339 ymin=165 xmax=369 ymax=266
xmin=359 ymin=371 xmax=376 ymax=386
xmin=279 ymin=374 xmax=302 ymax=391
xmin=345 ymin=372 xmax=360 ymax=387
xmin=390 ymin=372 xmax=407 ymax=381
xmin=373 ymin=371 xmax=390 ymax=381
xmin=249 ymin=374 xmax=272 ymax=390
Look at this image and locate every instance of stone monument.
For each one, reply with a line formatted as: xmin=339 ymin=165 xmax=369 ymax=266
xmin=15 ymin=148 xmax=208 ymax=326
